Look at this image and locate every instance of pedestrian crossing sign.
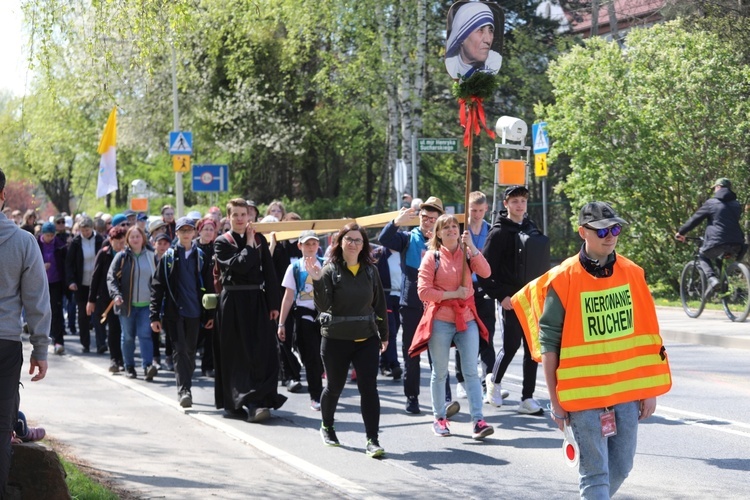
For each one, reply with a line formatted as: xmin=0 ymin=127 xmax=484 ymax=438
xmin=169 ymin=131 xmax=193 ymax=155
xmin=532 ymin=122 xmax=549 ymax=154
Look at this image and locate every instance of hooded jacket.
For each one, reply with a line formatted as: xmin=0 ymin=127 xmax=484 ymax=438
xmin=678 ymin=187 xmax=745 ymax=252
xmin=0 ymin=212 xmax=50 ymax=360
xmin=478 ymin=210 xmax=545 ymax=301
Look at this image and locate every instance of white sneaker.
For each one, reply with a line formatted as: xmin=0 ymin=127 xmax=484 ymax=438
xmin=456 ymin=382 xmax=467 ymax=399
xmin=485 ymin=374 xmax=505 ymax=407
xmin=517 ymin=398 xmax=543 ymax=415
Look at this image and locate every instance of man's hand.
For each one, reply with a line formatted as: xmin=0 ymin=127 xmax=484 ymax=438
xmin=69 ymin=283 xmax=78 ymax=291
xmin=245 ymin=223 xmax=257 ymax=248
xmin=380 ymin=340 xmax=389 ymax=353
xmin=675 ymin=233 xmax=686 ymax=243
xmin=269 ymin=310 xmax=280 ymax=321
xmin=86 ymin=302 xmax=96 ymax=316
xmin=639 ymin=397 xmax=657 ymax=421
xmin=29 ymin=358 xmax=47 ymax=382
xmin=500 ymin=297 xmax=513 ymax=311
xmin=151 ymin=321 xmax=162 ymax=333
xmin=204 ymin=319 xmax=214 ymax=330
xmin=393 ymin=207 xmax=415 ymax=226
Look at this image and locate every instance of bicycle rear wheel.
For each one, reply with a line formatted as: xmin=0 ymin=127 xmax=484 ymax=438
xmin=680 ymin=261 xmax=706 ymax=318
xmin=721 ymin=262 xmax=750 ymax=322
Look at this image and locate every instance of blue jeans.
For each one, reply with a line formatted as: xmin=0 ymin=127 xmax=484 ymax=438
xmin=428 ymin=319 xmax=483 ymax=421
xmin=569 ymin=401 xmax=639 ymax=499
xmin=119 ymin=306 xmax=154 ymax=369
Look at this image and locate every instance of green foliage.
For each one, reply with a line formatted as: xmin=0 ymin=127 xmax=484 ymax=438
xmin=59 ymin=453 xmax=119 ymax=499
xmin=540 ymin=21 xmax=750 ymax=287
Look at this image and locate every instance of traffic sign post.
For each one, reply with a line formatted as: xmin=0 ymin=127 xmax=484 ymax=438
xmin=532 ymin=122 xmax=549 ymax=154
xmin=192 ymin=165 xmax=229 ymax=192
xmin=535 ymin=153 xmax=548 ymax=177
xmin=173 ymin=155 xmax=191 ymax=173
xmin=169 ymin=131 xmax=193 ymax=155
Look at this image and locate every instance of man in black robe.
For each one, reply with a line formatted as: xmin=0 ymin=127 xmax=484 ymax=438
xmin=214 ymin=198 xmax=286 ymax=422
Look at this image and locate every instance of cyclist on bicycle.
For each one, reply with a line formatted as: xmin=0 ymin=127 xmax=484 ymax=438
xmin=675 ymin=178 xmax=746 ymax=297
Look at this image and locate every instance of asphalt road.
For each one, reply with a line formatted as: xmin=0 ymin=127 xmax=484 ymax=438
xmin=18 ymin=306 xmax=750 ymax=499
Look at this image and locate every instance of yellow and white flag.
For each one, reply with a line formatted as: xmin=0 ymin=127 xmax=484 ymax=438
xmin=96 ymin=107 xmax=118 ymax=198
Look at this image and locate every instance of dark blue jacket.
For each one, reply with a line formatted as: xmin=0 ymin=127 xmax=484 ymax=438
xmin=378 ymin=221 xmax=429 ymax=309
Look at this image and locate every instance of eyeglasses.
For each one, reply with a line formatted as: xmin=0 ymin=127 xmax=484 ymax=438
xmin=420 ymin=214 xmax=437 ymax=223
xmin=584 ymin=224 xmax=622 ymax=239
xmin=120 ymin=222 xmax=131 ymax=227
xmin=163 ymin=212 xmax=174 ymax=217
xmin=343 ymin=236 xmax=364 ymax=246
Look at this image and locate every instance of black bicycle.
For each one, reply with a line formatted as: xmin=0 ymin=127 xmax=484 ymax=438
xmin=679 ymin=237 xmax=750 ymax=322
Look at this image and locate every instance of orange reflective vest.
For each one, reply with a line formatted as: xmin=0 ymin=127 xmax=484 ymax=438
xmin=511 ymin=265 xmax=563 ymax=363
xmin=514 ymin=254 xmax=671 ymax=412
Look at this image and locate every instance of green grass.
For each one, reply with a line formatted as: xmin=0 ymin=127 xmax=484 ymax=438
xmin=59 ymin=453 xmax=119 ymax=500
xmin=653 ymin=297 xmax=725 ymax=311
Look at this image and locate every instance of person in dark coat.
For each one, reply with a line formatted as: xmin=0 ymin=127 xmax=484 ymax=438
xmin=676 ymin=177 xmax=746 ymax=296
xmin=65 ymin=216 xmax=104 ymax=353
xmin=213 ymin=198 xmax=286 ymax=423
xmin=87 ymin=226 xmax=127 ymax=372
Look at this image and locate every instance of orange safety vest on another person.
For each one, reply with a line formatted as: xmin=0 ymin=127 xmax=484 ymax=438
xmin=511 ymin=265 xmax=563 ymax=363
xmin=514 ymin=254 xmax=672 ymax=412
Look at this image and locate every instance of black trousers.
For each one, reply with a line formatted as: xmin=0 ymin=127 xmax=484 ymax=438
xmin=48 ymin=282 xmax=65 ymax=346
xmin=0 ymin=340 xmax=21 ymax=492
xmin=164 ymin=316 xmax=201 ymax=395
xmin=278 ymin=313 xmax=301 ymax=383
xmin=74 ymin=287 xmax=93 ymax=349
xmin=491 ymin=308 xmax=538 ymax=400
xmin=92 ymin=297 xmax=108 ymax=352
xmin=320 ymin=335 xmax=380 ymax=440
xmin=455 ymin=292 xmax=496 ymax=383
xmin=400 ymin=306 xmax=423 ymax=398
xmin=102 ymin=301 xmax=123 ymax=365
xmin=293 ymin=308 xmax=323 ymax=401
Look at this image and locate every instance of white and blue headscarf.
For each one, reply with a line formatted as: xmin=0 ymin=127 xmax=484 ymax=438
xmin=445 ymin=2 xmax=495 ymax=57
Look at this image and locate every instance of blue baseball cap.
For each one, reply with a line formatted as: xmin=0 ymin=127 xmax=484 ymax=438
xmin=112 ymin=214 xmax=127 ymax=226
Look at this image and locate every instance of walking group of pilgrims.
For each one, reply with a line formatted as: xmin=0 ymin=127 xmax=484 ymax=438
xmin=6 ymin=185 xmax=673 ymax=497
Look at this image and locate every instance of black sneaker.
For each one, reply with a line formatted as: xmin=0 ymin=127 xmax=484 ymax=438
xmin=126 ymin=366 xmax=137 ymax=379
xmin=472 ymin=419 xmax=494 ymax=440
xmin=145 ymin=364 xmax=158 ymax=381
xmin=405 ymin=396 xmax=421 ymax=414
xmin=320 ymin=425 xmax=340 ymax=446
xmin=365 ymin=438 xmax=385 ymax=458
xmin=97 ymin=345 xmax=108 ymax=354
xmin=391 ymin=365 xmax=403 ymax=381
xmin=82 ymin=346 xmax=90 ymax=353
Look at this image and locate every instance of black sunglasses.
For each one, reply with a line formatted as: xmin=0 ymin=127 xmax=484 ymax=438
xmin=584 ymin=224 xmax=622 ymax=239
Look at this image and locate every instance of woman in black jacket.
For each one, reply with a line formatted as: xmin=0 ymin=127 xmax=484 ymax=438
xmin=87 ymin=226 xmax=127 ymax=372
xmin=310 ymin=223 xmax=388 ymax=458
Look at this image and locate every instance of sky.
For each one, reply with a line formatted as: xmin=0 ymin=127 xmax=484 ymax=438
xmin=0 ymin=0 xmax=31 ymax=96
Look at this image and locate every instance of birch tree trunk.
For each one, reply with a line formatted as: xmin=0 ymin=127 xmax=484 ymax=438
xmin=607 ymin=0 xmax=621 ymax=47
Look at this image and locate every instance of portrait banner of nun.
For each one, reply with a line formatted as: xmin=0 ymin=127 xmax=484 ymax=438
xmin=445 ymin=1 xmax=504 ymax=81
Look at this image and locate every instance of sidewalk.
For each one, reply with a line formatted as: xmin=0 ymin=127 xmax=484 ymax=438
xmin=18 ymin=341 xmax=346 ymax=499
xmin=656 ymin=306 xmax=750 ymax=351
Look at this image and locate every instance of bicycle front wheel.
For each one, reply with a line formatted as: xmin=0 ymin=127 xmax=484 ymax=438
xmin=721 ymin=262 xmax=750 ymax=322
xmin=680 ymin=261 xmax=706 ymax=318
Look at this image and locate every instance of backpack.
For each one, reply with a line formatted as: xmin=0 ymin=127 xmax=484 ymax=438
xmin=292 ymin=257 xmax=324 ymax=301
xmin=516 ymin=224 xmax=550 ymax=284
xmin=162 ymin=246 xmax=206 ymax=304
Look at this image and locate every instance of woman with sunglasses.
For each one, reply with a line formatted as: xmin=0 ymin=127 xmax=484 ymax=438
xmin=412 ymin=214 xmax=494 ymax=440
xmin=307 ymin=223 xmax=388 ymax=458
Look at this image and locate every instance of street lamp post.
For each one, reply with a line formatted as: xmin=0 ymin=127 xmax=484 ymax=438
xmin=170 ymin=42 xmax=184 ymax=218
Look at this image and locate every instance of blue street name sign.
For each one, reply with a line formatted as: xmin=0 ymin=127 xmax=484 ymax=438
xmin=192 ymin=164 xmax=229 ymax=192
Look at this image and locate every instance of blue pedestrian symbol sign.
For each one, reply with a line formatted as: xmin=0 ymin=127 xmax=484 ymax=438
xmin=169 ymin=131 xmax=193 ymax=155
xmin=532 ymin=122 xmax=549 ymax=154
xmin=192 ymin=165 xmax=229 ymax=192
